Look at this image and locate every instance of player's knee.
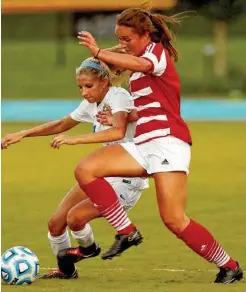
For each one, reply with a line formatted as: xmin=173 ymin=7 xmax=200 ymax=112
xmin=66 ymin=211 xmax=86 ymax=231
xmin=160 ymin=212 xmax=186 ymax=234
xmin=48 ymin=216 xmax=64 ymax=236
xmin=74 ymin=162 xmax=95 ymax=184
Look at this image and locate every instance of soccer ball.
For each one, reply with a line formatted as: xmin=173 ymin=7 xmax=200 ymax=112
xmin=1 ymin=246 xmax=39 ymax=285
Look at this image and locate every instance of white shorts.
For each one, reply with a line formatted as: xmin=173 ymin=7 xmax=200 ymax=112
xmin=105 ymin=177 xmax=148 ymax=211
xmin=121 ymin=136 xmax=191 ymax=175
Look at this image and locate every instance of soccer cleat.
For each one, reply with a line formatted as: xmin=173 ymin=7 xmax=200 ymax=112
xmin=101 ymin=229 xmax=143 ymax=260
xmin=39 ymin=269 xmax=78 ymax=279
xmin=57 ymin=243 xmax=101 ymax=275
xmin=214 ymin=262 xmax=243 ymax=284
xmin=59 ymin=243 xmax=101 ymax=263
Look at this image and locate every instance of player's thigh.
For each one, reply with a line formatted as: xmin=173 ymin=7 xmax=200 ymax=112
xmin=67 ymin=198 xmax=101 ymax=227
xmin=77 ymin=144 xmax=147 ymax=178
xmin=153 ymin=172 xmax=188 ymax=219
xmin=50 ymin=184 xmax=87 ymax=224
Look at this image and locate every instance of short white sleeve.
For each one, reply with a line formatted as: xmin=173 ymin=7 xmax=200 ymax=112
xmin=141 ymin=42 xmax=167 ymax=76
xmin=107 ymin=88 xmax=135 ymax=114
xmin=70 ymin=100 xmax=95 ymax=123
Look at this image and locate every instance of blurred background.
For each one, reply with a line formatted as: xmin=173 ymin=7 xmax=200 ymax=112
xmin=2 ymin=0 xmax=246 ymax=101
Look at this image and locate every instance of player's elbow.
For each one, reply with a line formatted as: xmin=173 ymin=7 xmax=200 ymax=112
xmin=137 ymin=59 xmax=152 ymax=73
xmin=55 ymin=118 xmax=68 ymax=132
xmin=142 ymin=63 xmax=152 ymax=72
xmin=59 ymin=116 xmax=76 ymax=132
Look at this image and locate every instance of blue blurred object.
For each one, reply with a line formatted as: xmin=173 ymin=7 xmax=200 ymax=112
xmin=2 ymin=99 xmax=246 ymax=122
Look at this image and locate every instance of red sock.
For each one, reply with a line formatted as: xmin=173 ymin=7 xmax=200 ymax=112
xmin=221 ymin=258 xmax=238 ymax=270
xmin=178 ymin=219 xmax=237 ymax=270
xmin=80 ymin=178 xmax=135 ymax=234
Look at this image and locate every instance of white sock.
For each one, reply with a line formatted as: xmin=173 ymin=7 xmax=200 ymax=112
xmin=48 ymin=230 xmax=71 ymax=256
xmin=71 ymin=224 xmax=95 ymax=248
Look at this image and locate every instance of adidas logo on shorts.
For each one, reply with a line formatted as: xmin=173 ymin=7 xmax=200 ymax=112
xmin=161 ymin=159 xmax=169 ymax=165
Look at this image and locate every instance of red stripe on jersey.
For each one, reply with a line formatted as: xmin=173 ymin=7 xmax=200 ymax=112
xmin=135 ymin=120 xmax=169 ymax=138
xmin=133 ymin=91 xmax=168 ymax=107
xmin=130 ymin=42 xmax=192 ymax=145
xmin=135 ymin=135 xmax=169 ymax=146
xmin=132 ymin=77 xmax=181 ymax=111
xmin=151 ymin=43 xmax=164 ymax=63
xmin=134 ymin=95 xmax=156 ymax=107
xmin=135 ymin=120 xmax=192 ymax=145
xmin=130 ymin=74 xmax=153 ymax=93
xmin=137 ymin=107 xmax=166 ymax=118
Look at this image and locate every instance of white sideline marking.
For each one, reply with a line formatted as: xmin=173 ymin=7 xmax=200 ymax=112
xmin=39 ymin=267 xmax=223 ymax=273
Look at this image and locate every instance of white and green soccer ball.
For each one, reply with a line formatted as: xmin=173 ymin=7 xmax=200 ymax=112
xmin=1 ymin=246 xmax=39 ymax=285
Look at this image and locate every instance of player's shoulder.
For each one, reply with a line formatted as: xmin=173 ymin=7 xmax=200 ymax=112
xmin=109 ymin=86 xmax=130 ymax=96
xmin=77 ymin=99 xmax=88 ymax=108
xmin=108 ymin=87 xmax=131 ymax=100
xmin=106 ymin=87 xmax=133 ymax=109
xmin=144 ymin=42 xmax=164 ymax=55
xmin=77 ymin=99 xmax=96 ymax=111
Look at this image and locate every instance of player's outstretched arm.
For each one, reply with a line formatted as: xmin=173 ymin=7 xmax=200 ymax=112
xmin=1 ymin=131 xmax=27 ymax=149
xmin=1 ymin=116 xmax=79 ymax=150
xmin=50 ymin=111 xmax=128 ymax=149
xmin=78 ymin=31 xmax=152 ymax=73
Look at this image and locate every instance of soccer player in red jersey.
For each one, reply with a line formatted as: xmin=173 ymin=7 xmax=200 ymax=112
xmin=76 ymin=7 xmax=243 ymax=283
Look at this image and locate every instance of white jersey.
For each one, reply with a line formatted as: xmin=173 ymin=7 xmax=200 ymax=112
xmin=70 ymin=86 xmax=149 ymax=190
xmin=70 ymin=87 xmax=136 ymax=146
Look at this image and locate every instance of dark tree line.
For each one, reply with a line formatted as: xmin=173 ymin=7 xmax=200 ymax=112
xmin=176 ymin=0 xmax=246 ymax=76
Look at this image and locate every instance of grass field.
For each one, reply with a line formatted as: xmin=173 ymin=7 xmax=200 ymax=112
xmin=1 ymin=121 xmax=246 ymax=292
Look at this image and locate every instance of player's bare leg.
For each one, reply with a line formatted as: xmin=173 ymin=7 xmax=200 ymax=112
xmin=40 ymin=185 xmax=93 ymax=279
xmin=47 ymin=184 xmax=88 ymax=255
xmin=75 ymin=144 xmax=146 ymax=259
xmin=41 ymin=199 xmax=101 ymax=279
xmin=53 ymin=200 xmax=102 ymax=277
xmin=154 ymin=172 xmax=243 ymax=284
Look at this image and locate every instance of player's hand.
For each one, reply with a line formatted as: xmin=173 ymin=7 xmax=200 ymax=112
xmin=96 ymin=105 xmax=113 ymax=126
xmin=78 ymin=31 xmax=99 ymax=57
xmin=1 ymin=132 xmax=25 ymax=150
xmin=50 ymin=134 xmax=77 ymax=149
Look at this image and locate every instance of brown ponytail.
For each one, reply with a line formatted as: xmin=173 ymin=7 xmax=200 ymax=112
xmin=104 ymin=45 xmax=131 ymax=86
xmin=116 ymin=8 xmax=187 ymax=62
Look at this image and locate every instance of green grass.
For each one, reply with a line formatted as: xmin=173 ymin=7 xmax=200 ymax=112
xmin=2 ymin=37 xmax=246 ymax=98
xmin=1 ymin=121 xmax=246 ymax=291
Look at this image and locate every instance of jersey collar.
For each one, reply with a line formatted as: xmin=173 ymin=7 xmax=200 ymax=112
xmin=137 ymin=41 xmax=153 ymax=57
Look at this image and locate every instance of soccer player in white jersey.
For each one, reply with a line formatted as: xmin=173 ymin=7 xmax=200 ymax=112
xmin=1 ymin=53 xmax=148 ymax=279
xmin=73 ymin=7 xmax=242 ymax=284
